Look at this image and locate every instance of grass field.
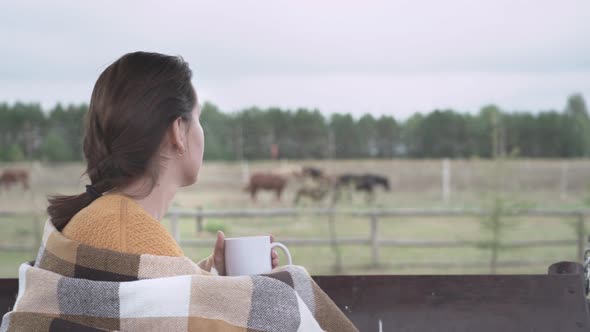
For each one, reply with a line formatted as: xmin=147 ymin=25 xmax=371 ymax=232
xmin=1 ymin=159 xmax=589 ymax=277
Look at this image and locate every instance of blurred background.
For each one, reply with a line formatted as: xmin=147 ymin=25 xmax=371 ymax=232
xmin=1 ymin=0 xmax=590 ymax=277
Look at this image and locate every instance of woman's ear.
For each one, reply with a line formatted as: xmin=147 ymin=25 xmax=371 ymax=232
xmin=168 ymin=117 xmax=186 ymax=154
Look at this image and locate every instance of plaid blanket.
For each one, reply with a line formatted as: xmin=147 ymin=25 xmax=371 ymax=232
xmin=1 ymin=220 xmax=357 ymax=332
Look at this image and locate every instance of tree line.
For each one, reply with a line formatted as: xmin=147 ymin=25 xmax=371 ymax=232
xmin=0 ymin=94 xmax=588 ymax=162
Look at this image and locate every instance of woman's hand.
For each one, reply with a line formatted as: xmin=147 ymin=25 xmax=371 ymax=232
xmin=213 ymin=231 xmax=280 ymax=276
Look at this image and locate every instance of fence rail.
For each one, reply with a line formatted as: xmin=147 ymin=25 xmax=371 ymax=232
xmin=166 ymin=207 xmax=590 ymax=272
xmin=2 ymin=208 xmax=590 ymax=273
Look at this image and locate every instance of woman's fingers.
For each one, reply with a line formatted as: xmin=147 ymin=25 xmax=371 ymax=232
xmin=271 ymin=249 xmax=279 ymax=268
xmin=213 ymin=231 xmax=226 ymax=275
xmin=214 ymin=231 xmax=225 ymax=257
xmin=270 ymin=235 xmax=280 ymax=268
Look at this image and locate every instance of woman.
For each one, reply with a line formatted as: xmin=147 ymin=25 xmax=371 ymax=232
xmin=47 ymin=51 xmax=276 ymax=274
xmin=0 ymin=52 xmax=357 ymax=332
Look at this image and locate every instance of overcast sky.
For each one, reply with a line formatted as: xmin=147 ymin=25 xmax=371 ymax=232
xmin=0 ymin=0 xmax=588 ymax=118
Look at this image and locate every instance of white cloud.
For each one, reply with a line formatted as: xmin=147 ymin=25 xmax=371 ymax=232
xmin=0 ymin=0 xmax=588 ymax=116
xmin=199 ymin=71 xmax=590 ymax=118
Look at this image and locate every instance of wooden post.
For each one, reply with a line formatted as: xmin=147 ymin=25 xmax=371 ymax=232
xmin=577 ymin=213 xmax=585 ymax=262
xmin=370 ymin=213 xmax=379 ymax=268
xmin=328 ymin=128 xmax=335 ymax=160
xmin=171 ymin=213 xmax=180 ymax=243
xmin=560 ymin=161 xmax=568 ymax=200
xmin=328 ymin=209 xmax=342 ymax=273
xmin=241 ymin=159 xmax=250 ymax=183
xmin=196 ymin=207 xmax=203 ymax=234
xmin=442 ymin=158 xmax=451 ymax=203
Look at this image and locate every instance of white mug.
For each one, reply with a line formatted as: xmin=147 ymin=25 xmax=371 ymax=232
xmin=224 ymin=236 xmax=292 ymax=276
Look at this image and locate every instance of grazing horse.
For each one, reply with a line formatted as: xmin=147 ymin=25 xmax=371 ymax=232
xmin=355 ymin=174 xmax=390 ymax=192
xmin=292 ymin=166 xmax=335 ymax=205
xmin=294 ymin=175 xmax=333 ymax=205
xmin=294 ymin=186 xmax=330 ymax=205
xmin=244 ymin=172 xmax=287 ymax=201
xmin=0 ymin=169 xmax=30 ymax=191
xmin=301 ymin=166 xmax=324 ymax=180
xmin=334 ymin=173 xmax=390 ymax=203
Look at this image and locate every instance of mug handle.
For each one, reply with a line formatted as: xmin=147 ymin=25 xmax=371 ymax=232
xmin=271 ymin=242 xmax=293 ymax=265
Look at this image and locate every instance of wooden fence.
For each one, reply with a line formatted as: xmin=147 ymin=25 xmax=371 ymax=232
xmin=167 ymin=207 xmax=590 ymax=272
xmin=2 ymin=208 xmax=590 ymax=273
xmin=0 ymin=210 xmax=42 ymax=252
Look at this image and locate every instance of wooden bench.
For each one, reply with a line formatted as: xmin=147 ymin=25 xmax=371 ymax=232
xmin=1 ymin=262 xmax=589 ymax=331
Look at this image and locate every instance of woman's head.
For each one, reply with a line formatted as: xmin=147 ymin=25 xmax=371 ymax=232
xmin=48 ymin=51 xmax=204 ymax=230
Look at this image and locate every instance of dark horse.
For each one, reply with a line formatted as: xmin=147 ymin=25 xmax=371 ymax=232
xmin=0 ymin=168 xmax=30 ymax=191
xmin=334 ymin=173 xmax=390 ymax=203
xmin=301 ymin=166 xmax=324 ymax=180
xmin=244 ymin=172 xmax=288 ymax=201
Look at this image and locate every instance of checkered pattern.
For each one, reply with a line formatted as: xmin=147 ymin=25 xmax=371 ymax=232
xmin=1 ymin=221 xmax=357 ymax=332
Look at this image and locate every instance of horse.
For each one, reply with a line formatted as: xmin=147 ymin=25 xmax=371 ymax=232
xmin=333 ymin=173 xmax=390 ymax=203
xmin=0 ymin=168 xmax=30 ymax=191
xmin=291 ymin=166 xmax=336 ymax=205
xmin=355 ymin=174 xmax=390 ymax=192
xmin=294 ymin=186 xmax=330 ymax=205
xmin=293 ymin=174 xmax=333 ymax=205
xmin=244 ymin=172 xmax=288 ymax=201
xmin=301 ymin=166 xmax=324 ymax=180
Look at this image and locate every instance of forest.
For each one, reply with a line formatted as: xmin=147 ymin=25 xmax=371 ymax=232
xmin=0 ymin=94 xmax=588 ymax=161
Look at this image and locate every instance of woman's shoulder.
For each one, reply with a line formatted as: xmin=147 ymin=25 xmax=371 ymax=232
xmin=124 ymin=199 xmax=184 ymax=256
xmin=62 ymin=193 xmax=183 ymax=256
xmin=61 ymin=194 xmax=124 ymax=251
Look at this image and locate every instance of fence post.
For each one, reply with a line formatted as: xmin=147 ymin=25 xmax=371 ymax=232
xmin=560 ymin=161 xmax=568 ymax=200
xmin=328 ymin=208 xmax=342 ymax=273
xmin=442 ymin=158 xmax=451 ymax=203
xmin=171 ymin=213 xmax=180 ymax=243
xmin=577 ymin=213 xmax=585 ymax=262
xmin=370 ymin=213 xmax=380 ymax=268
xmin=196 ymin=207 xmax=203 ymax=234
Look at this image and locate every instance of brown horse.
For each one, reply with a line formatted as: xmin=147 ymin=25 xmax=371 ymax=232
xmin=293 ymin=169 xmax=334 ymax=205
xmin=294 ymin=185 xmax=331 ymax=205
xmin=244 ymin=173 xmax=287 ymax=201
xmin=0 ymin=168 xmax=30 ymax=191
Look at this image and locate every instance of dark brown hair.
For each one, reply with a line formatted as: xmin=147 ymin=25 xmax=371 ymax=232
xmin=47 ymin=52 xmax=197 ymax=230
